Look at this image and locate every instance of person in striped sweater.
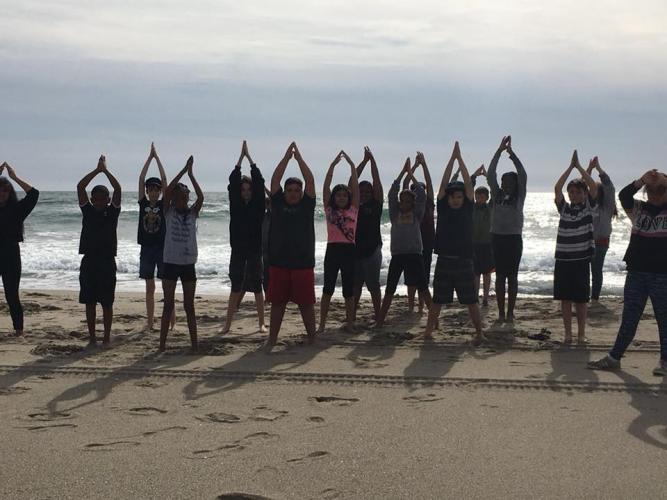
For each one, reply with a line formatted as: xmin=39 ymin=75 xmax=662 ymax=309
xmin=553 ymin=150 xmax=598 ymax=344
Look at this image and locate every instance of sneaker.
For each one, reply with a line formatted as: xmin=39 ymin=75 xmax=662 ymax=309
xmin=587 ymin=355 xmax=621 ymax=371
xmin=653 ymin=360 xmax=667 ymax=377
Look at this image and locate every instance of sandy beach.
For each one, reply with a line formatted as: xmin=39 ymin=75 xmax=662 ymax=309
xmin=1 ymin=291 xmax=666 ymax=499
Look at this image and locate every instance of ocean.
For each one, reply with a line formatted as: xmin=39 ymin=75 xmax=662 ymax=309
xmin=15 ymin=192 xmax=632 ymax=296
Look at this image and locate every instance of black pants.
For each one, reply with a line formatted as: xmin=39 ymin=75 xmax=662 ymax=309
xmin=1 ymin=244 xmax=23 ymax=331
xmin=323 ymin=243 xmax=356 ymax=298
xmin=386 ymin=254 xmax=427 ymax=295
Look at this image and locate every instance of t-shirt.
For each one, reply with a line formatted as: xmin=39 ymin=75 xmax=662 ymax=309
xmin=472 ymin=203 xmax=492 ymax=244
xmin=487 ymin=151 xmax=527 ymax=235
xmin=592 ymin=173 xmax=615 ymax=240
xmin=163 ymin=207 xmax=198 ymax=265
xmin=79 ymin=202 xmax=121 ymax=257
xmin=137 ymin=198 xmax=165 ymax=247
xmin=269 ymin=190 xmax=316 ymax=269
xmin=0 ymin=188 xmax=39 ymax=247
xmin=435 ymin=196 xmax=474 ymax=258
xmin=421 ymin=198 xmax=436 ymax=252
xmin=355 ymin=199 xmax=383 ymax=258
xmin=619 ymin=182 xmax=667 ymax=274
xmin=388 ymin=180 xmax=425 ymax=255
xmin=554 ymin=197 xmax=596 ymax=261
xmin=326 ymin=206 xmax=358 ymax=244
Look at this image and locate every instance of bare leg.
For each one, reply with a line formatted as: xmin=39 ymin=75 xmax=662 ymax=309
xmin=170 ymin=306 xmax=176 ymax=330
xmin=221 ymin=291 xmax=242 ymax=334
xmin=468 ymin=303 xmax=485 ymax=345
xmin=102 ymin=305 xmax=113 ymax=345
xmin=561 ymin=300 xmax=573 ymax=343
xmin=425 ymin=303 xmax=442 ymax=338
xmin=85 ymin=304 xmax=97 ymax=345
xmin=254 ymin=292 xmax=267 ymax=332
xmin=268 ymin=303 xmax=287 ymax=346
xmin=369 ymin=288 xmax=382 ymax=322
xmin=376 ymin=293 xmax=394 ymax=328
xmin=495 ymin=273 xmax=507 ymax=321
xmin=507 ymin=274 xmax=518 ymax=322
xmin=482 ymin=273 xmax=491 ymax=305
xmin=575 ymin=302 xmax=588 ymax=342
xmin=145 ymin=278 xmax=155 ymax=331
xmin=344 ymin=296 xmax=356 ymax=332
xmin=235 ymin=292 xmax=245 ymax=312
xmin=353 ymin=286 xmax=362 ymax=321
xmin=317 ymin=293 xmax=332 ymax=333
xmin=298 ymin=303 xmax=317 ymax=343
xmin=474 ymin=275 xmax=481 ymax=302
xmin=182 ymin=279 xmax=198 ymax=352
xmin=416 ymin=288 xmax=426 ymax=314
xmin=159 ymin=280 xmax=177 ymax=352
xmin=407 ymin=286 xmax=416 ymax=313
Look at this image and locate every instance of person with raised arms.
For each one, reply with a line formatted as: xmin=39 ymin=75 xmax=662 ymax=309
xmin=589 ymin=169 xmax=667 ymax=375
xmin=137 ymin=142 xmax=174 ymax=332
xmin=403 ymin=151 xmax=435 ymax=315
xmin=553 ymin=150 xmax=598 ymax=344
xmin=317 ymin=150 xmax=360 ymax=333
xmin=159 ymin=156 xmax=204 ymax=353
xmin=376 ymin=157 xmax=431 ymax=328
xmin=352 ymin=147 xmax=383 ymax=322
xmin=76 ymin=155 xmax=122 ymax=347
xmin=0 ymin=162 xmax=39 ymax=337
xmin=222 ymin=140 xmax=267 ymax=335
xmin=267 ymin=142 xmax=317 ymax=348
xmin=487 ymin=135 xmax=527 ymax=324
xmin=424 ymin=142 xmax=484 ymax=344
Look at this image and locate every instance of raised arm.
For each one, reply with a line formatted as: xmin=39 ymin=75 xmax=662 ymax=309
xmin=419 ymin=153 xmax=435 ymax=202
xmin=437 ymin=143 xmax=458 ymax=200
xmin=250 ymin=163 xmax=265 ymax=209
xmin=455 ymin=145 xmax=474 ymax=201
xmin=388 ymin=159 xmax=409 ymax=223
xmin=554 ymin=151 xmax=577 ymax=204
xmin=506 ymin=136 xmax=527 ymax=202
xmin=323 ymin=152 xmax=342 ymax=204
xmin=188 ymin=160 xmax=204 ymax=215
xmin=138 ymin=143 xmax=154 ymax=200
xmin=271 ymin=143 xmax=294 ymax=194
xmin=153 ymin=143 xmax=168 ymax=191
xmin=342 ymin=151 xmax=360 ymax=209
xmin=366 ymin=147 xmax=383 ymax=203
xmin=77 ymin=156 xmax=104 ymax=206
xmin=574 ymin=155 xmax=598 ymax=201
xmin=99 ymin=157 xmax=122 ymax=207
xmin=2 ymin=163 xmax=33 ymax=193
xmin=293 ymin=143 xmax=315 ymax=199
xmin=487 ymin=136 xmax=508 ymax=198
xmin=163 ymin=156 xmax=192 ymax=209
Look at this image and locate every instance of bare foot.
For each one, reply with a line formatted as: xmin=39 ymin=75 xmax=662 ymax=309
xmin=577 ymin=336 xmax=590 ymax=345
xmin=259 ymin=324 xmax=268 ymax=333
xmin=471 ymin=334 xmax=486 ymax=347
xmin=316 ymin=325 xmax=325 ymax=334
xmin=220 ymin=325 xmax=231 ymax=335
xmin=12 ymin=329 xmax=24 ymax=337
xmin=505 ymin=315 xmax=515 ymax=324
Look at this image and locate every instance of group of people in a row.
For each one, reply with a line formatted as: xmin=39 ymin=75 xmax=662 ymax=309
xmin=0 ymin=137 xmax=666 ymax=374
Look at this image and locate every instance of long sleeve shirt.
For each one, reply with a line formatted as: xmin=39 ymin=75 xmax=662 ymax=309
xmin=592 ymin=172 xmax=616 ymax=240
xmin=0 ymin=188 xmax=39 ymax=247
xmin=228 ymin=164 xmax=265 ymax=254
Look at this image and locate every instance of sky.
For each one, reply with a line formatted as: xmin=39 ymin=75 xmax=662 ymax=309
xmin=1 ymin=0 xmax=666 ymax=191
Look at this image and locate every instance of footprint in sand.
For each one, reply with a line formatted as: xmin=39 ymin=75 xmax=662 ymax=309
xmin=217 ymin=494 xmax=274 ymax=500
xmin=403 ymin=393 xmax=444 ymax=403
xmin=349 ymin=356 xmax=388 ymax=369
xmin=84 ymin=441 xmax=142 ymax=451
xmin=141 ymin=426 xmax=187 ymax=437
xmin=309 ymin=396 xmax=359 ymax=407
xmin=0 ymin=386 xmax=31 ymax=396
xmin=31 ymin=344 xmax=86 ymax=356
xmin=134 ymin=380 xmax=164 ymax=389
xmin=190 ymin=432 xmax=279 ymax=459
xmin=249 ymin=406 xmax=289 ymax=422
xmin=26 ymin=423 xmax=78 ymax=432
xmin=196 ymin=412 xmax=242 ymax=424
xmin=307 ymin=416 xmax=325 ymax=423
xmin=126 ymin=406 xmax=168 ymax=416
xmin=287 ymin=450 xmax=330 ymax=463
xmin=26 ymin=410 xmax=75 ymax=421
xmin=319 ymin=488 xmax=341 ymax=499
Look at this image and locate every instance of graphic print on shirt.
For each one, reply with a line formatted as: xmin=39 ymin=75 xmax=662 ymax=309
xmin=327 ymin=209 xmax=356 ymax=242
xmin=632 ymin=203 xmax=667 ymax=237
xmin=142 ymin=205 xmax=162 ymax=235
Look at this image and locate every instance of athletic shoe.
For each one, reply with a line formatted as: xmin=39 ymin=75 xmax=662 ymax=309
xmin=587 ymin=355 xmax=621 ymax=371
xmin=653 ymin=360 xmax=667 ymax=376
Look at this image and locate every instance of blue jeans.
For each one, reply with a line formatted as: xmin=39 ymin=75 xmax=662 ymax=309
xmin=609 ymin=272 xmax=667 ymax=362
xmin=591 ymin=244 xmax=608 ymax=300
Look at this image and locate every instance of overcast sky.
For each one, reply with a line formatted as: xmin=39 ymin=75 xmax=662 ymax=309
xmin=1 ymin=0 xmax=666 ymax=191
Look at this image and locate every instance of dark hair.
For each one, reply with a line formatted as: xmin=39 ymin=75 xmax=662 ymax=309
xmin=284 ymin=177 xmax=303 ymax=189
xmin=0 ymin=177 xmax=23 ymax=238
xmin=566 ymin=178 xmax=588 ymax=193
xmin=410 ymin=182 xmax=426 ymax=192
xmin=91 ymin=185 xmax=109 ymax=197
xmin=359 ymin=180 xmax=373 ymax=190
xmin=145 ymin=177 xmax=162 ymax=189
xmin=445 ymin=181 xmax=465 ymax=196
xmin=399 ymin=189 xmax=416 ymax=202
xmin=475 ymin=186 xmax=490 ymax=197
xmin=329 ymin=184 xmax=352 ymax=211
xmin=596 ymin=182 xmax=618 ymax=218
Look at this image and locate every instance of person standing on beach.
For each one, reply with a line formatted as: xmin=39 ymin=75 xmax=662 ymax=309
xmin=404 ymin=151 xmax=435 ymax=315
xmin=586 ymin=156 xmax=617 ymax=304
xmin=589 ymin=169 xmax=667 ymax=375
xmin=376 ymin=157 xmax=431 ymax=327
xmin=159 ymin=156 xmax=204 ymax=352
xmin=222 ymin=140 xmax=267 ymax=335
xmin=317 ymin=150 xmax=360 ymax=333
xmin=267 ymin=142 xmax=317 ymax=347
xmin=76 ymin=155 xmax=122 ymax=347
xmin=487 ymin=135 xmax=527 ymax=323
xmin=553 ymin=150 xmax=598 ymax=344
xmin=137 ymin=142 xmax=174 ymax=332
xmin=352 ymin=147 xmax=383 ymax=322
xmin=0 ymin=162 xmax=39 ymax=337
xmin=425 ymin=142 xmax=484 ymax=344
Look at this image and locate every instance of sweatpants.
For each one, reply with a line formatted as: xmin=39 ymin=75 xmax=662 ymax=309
xmin=0 ymin=244 xmax=23 ymax=331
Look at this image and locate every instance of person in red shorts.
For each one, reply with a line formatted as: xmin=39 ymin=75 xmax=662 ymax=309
xmin=267 ymin=142 xmax=317 ymax=348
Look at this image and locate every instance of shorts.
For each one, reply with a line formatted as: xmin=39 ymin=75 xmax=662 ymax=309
xmin=162 ymin=263 xmax=197 ymax=283
xmin=553 ymin=259 xmax=591 ymax=303
xmin=139 ymin=244 xmax=164 ymax=280
xmin=492 ymin=234 xmax=523 ymax=277
xmin=473 ymin=243 xmax=495 ymax=275
xmin=229 ymin=251 xmax=262 ymax=293
xmin=354 ymin=246 xmax=382 ymax=292
xmin=267 ymin=266 xmax=316 ymax=305
xmin=79 ymin=255 xmax=116 ymax=307
xmin=432 ymin=257 xmax=477 ymax=305
xmin=417 ymin=247 xmax=433 ymax=286
xmin=323 ymin=243 xmax=356 ymax=298
xmin=385 ymin=254 xmax=427 ymax=295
